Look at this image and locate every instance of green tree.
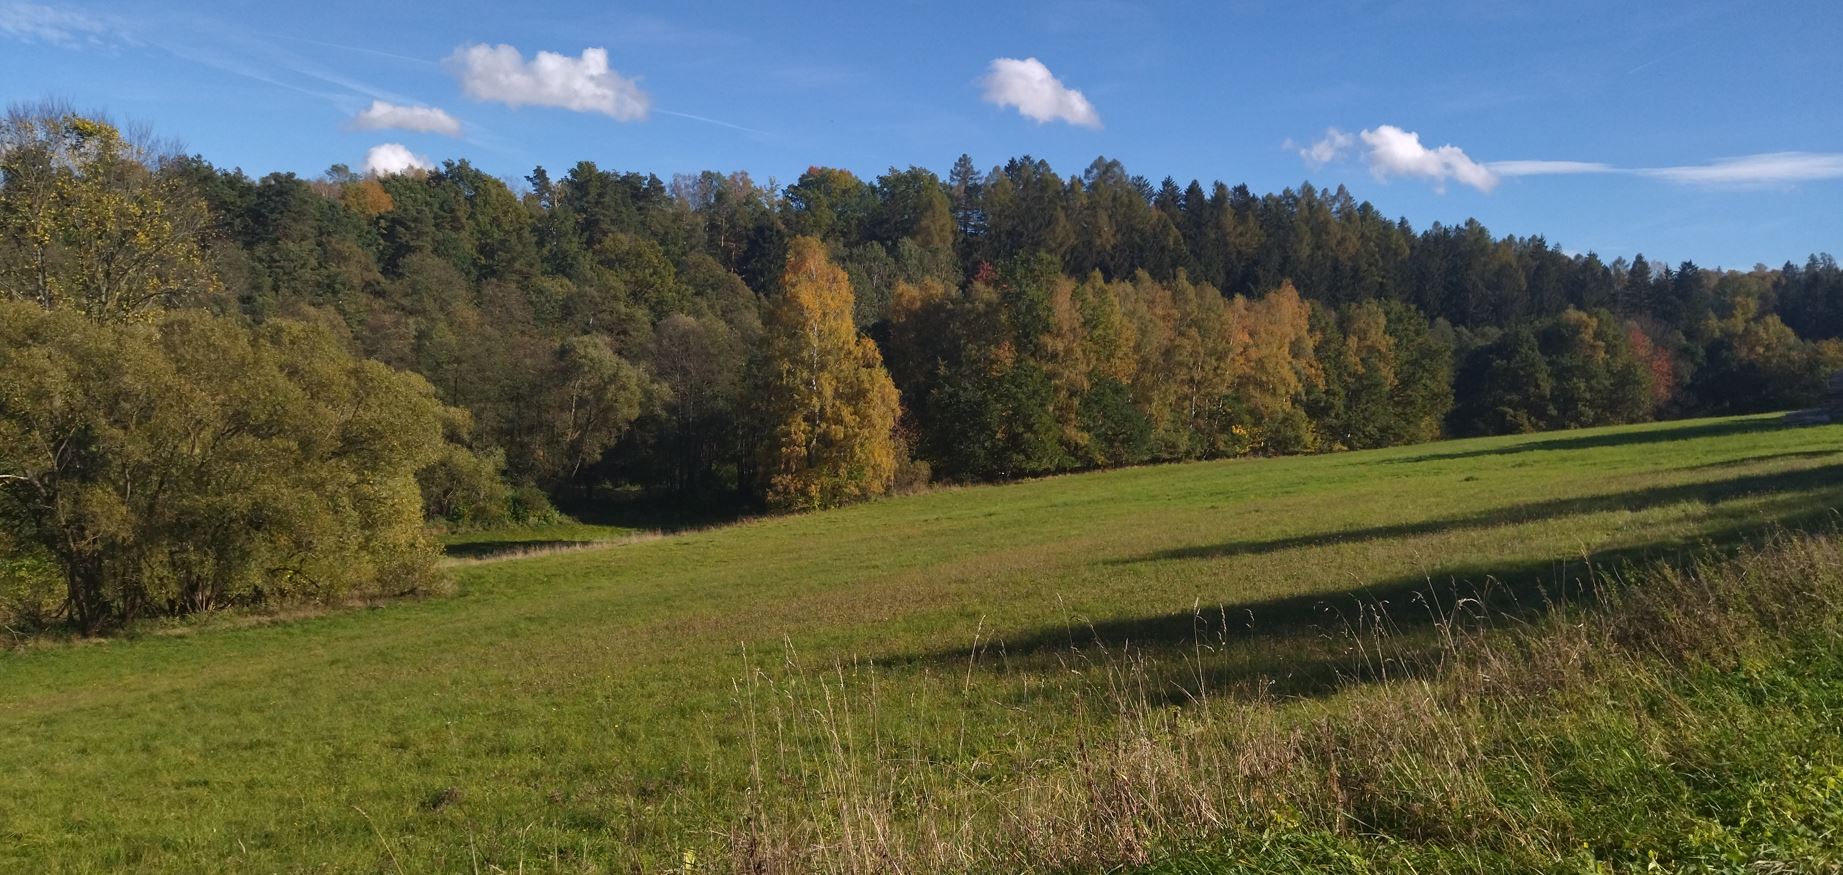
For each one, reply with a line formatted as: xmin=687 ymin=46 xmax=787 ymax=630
xmin=645 ymin=312 xmax=747 ymax=499
xmin=0 ymin=303 xmax=449 ymax=632
xmin=1381 ymin=300 xmax=1454 ymax=444
xmin=1540 ymin=308 xmax=1651 ymax=428
xmin=783 ymin=168 xmax=876 ymax=245
xmin=1451 ymin=326 xmax=1554 ymax=435
xmin=873 ymin=167 xmax=954 ymax=253
xmin=513 ymin=335 xmax=650 ymax=490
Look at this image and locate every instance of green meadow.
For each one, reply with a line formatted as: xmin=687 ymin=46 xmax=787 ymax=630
xmin=7 ymin=413 xmax=1843 ymax=872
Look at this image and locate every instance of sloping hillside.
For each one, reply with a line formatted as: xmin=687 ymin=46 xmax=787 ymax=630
xmin=5 ymin=414 xmax=1842 ymax=871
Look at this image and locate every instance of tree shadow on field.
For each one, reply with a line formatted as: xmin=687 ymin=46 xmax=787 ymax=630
xmin=442 ymin=540 xmax=595 ymax=559
xmin=1385 ymin=417 xmax=1789 ymax=465
xmin=1681 ymin=449 xmax=1842 ymax=471
xmin=554 ymin=493 xmax=745 ymax=533
xmin=1113 ymin=463 xmax=1843 ymax=565
xmin=903 ymin=463 xmax=1843 ymax=706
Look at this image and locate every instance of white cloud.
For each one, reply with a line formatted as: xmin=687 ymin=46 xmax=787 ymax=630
xmin=445 ymin=43 xmax=650 ymax=120
xmin=1639 ymin=152 xmax=1843 ymax=185
xmin=1298 ymin=122 xmax=1843 ymax=192
xmin=1290 ymin=127 xmax=1355 ymax=166
xmin=348 ymin=100 xmax=462 ymax=136
xmin=0 ymin=2 xmax=122 ymax=47
xmin=1488 ymin=160 xmax=1616 ymax=177
xmin=1489 ymin=152 xmax=1843 ymax=186
xmin=364 ymin=143 xmax=433 ymax=176
xmin=979 ymin=57 xmax=1101 ymax=129
xmin=1359 ymin=125 xmax=1498 ymax=193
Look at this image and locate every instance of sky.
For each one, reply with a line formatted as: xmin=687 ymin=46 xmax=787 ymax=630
xmin=3 ymin=0 xmax=1839 ymax=269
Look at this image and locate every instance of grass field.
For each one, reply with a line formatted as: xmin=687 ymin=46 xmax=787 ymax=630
xmin=6 ymin=413 xmax=1843 ymax=871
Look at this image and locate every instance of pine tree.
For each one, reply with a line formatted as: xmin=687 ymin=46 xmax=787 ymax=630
xmin=947 ymin=153 xmax=984 ymax=240
xmin=1621 ymin=253 xmax=1654 ymax=317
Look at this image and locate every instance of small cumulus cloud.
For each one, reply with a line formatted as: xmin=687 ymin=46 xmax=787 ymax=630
xmin=364 ymin=142 xmax=432 ymax=176
xmin=348 ymin=100 xmax=462 ymax=136
xmin=445 ymin=43 xmax=650 ymax=120
xmin=1288 ymin=127 xmax=1355 ymax=167
xmin=1359 ymin=125 xmax=1498 ymax=193
xmin=979 ymin=57 xmax=1101 ymax=129
xmin=1287 ymin=124 xmax=1498 ymax=193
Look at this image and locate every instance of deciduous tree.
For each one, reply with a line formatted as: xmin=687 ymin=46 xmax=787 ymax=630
xmin=753 ymin=238 xmax=902 ymax=510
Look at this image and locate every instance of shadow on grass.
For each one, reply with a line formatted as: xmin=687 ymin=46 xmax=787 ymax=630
xmin=442 ymin=495 xmax=749 ymax=559
xmin=1387 ymin=417 xmax=1790 ymax=465
xmin=1681 ymin=449 xmax=1842 ymax=471
xmin=903 ymin=464 xmax=1843 ymax=705
xmin=553 ymin=494 xmax=747 ymax=533
xmin=441 ymin=539 xmax=596 ymax=559
xmin=1112 ymin=463 xmax=1843 ymax=565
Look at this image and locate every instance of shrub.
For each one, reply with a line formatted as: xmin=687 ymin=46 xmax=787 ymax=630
xmin=0 ymin=534 xmax=59 ymax=630
xmin=504 ymin=483 xmax=564 ymax=526
xmin=418 ymin=408 xmax=511 ymax=529
xmin=0 ymin=302 xmax=451 ymax=632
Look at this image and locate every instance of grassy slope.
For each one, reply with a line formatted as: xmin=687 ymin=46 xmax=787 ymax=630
xmin=5 ymin=414 xmax=1843 ymax=871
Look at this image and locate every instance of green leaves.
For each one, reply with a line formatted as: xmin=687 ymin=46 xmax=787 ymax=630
xmin=0 ymin=303 xmax=449 ymax=631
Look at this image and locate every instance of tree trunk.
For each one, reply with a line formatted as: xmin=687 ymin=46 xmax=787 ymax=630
xmin=64 ymin=557 xmax=108 ymax=635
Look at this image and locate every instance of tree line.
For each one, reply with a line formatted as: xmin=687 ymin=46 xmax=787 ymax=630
xmin=3 ymin=105 xmax=1840 ymax=629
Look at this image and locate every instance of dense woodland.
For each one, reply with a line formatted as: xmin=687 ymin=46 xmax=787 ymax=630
xmin=5 ymin=106 xmax=1843 ymax=629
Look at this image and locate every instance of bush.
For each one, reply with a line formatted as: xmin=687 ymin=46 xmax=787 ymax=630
xmin=0 ymin=535 xmax=59 ymax=631
xmin=504 ymin=483 xmax=564 ymax=526
xmin=891 ymin=456 xmax=932 ymax=495
xmin=418 ymin=408 xmax=511 ymax=529
xmin=0 ymin=303 xmax=453 ymax=632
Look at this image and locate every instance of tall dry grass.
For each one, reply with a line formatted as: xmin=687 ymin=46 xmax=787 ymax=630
xmin=719 ymin=531 xmax=1843 ymax=873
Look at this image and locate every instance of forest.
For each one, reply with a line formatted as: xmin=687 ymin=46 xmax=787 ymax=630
xmin=4 ymin=105 xmax=1843 ymax=630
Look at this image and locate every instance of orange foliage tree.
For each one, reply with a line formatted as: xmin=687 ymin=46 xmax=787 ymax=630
xmin=754 ymin=237 xmax=903 ymax=510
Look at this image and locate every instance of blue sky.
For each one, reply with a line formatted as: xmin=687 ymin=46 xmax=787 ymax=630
xmin=3 ymin=0 xmax=1839 ymax=269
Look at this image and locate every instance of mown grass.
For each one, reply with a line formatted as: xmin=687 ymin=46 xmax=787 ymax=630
xmin=4 ymin=413 xmax=1843 ymax=872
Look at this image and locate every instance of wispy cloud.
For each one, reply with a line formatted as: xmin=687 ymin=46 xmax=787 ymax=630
xmin=143 ymin=15 xmax=420 ymax=114
xmin=0 ymin=2 xmax=128 ymax=47
xmin=364 ymin=142 xmax=432 ymax=176
xmin=349 ymin=100 xmax=462 ymax=136
xmin=1638 ymin=152 xmax=1843 ymax=186
xmin=1492 ymin=153 xmax=1843 ymax=186
xmin=283 ymin=35 xmax=436 ymax=67
xmin=653 ymin=108 xmax=767 ymax=137
xmin=979 ymin=57 xmax=1101 ymax=129
xmin=1298 ymin=123 xmax=1843 ymax=192
xmin=446 ymin=44 xmax=650 ymax=120
xmin=157 ymin=38 xmax=350 ymax=103
xmin=597 ymin=14 xmax=745 ymax=50
xmin=1489 ymin=160 xmax=1617 ymax=177
xmin=1625 ymin=37 xmax=1705 ymax=76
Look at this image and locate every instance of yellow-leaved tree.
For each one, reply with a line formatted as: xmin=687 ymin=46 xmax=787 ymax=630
xmin=0 ymin=108 xmax=219 ymax=321
xmin=755 ymin=237 xmax=902 ymax=511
